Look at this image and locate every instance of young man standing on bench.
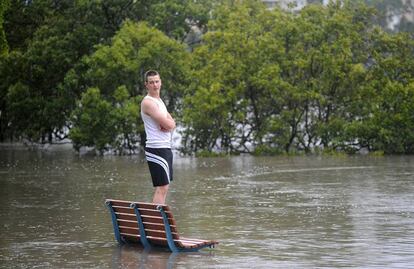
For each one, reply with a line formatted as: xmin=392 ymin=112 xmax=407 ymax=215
xmin=140 ymin=70 xmax=176 ymax=204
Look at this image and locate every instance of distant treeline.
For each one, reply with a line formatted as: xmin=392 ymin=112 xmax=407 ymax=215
xmin=1 ymin=0 xmax=413 ymax=155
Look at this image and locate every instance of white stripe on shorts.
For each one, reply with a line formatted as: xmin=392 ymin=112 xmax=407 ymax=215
xmin=145 ymin=151 xmax=170 ymax=183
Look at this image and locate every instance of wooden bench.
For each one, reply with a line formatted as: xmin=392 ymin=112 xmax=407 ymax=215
xmin=105 ymin=199 xmax=218 ymax=252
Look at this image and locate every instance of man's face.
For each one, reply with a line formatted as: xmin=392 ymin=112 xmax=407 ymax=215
xmin=145 ymin=75 xmax=162 ymax=92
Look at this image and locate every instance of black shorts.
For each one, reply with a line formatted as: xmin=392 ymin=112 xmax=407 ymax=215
xmin=144 ymin=147 xmax=173 ymax=187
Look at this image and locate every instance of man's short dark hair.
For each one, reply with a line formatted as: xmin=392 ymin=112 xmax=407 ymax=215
xmin=144 ymin=70 xmax=159 ymax=82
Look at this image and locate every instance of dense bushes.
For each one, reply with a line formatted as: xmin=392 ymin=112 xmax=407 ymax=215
xmin=1 ymin=0 xmax=413 ymax=154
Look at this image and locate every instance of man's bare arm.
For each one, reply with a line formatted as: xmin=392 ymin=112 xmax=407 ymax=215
xmin=142 ymin=99 xmax=176 ymax=131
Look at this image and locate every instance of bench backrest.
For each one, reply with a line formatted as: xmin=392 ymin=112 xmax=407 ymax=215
xmin=106 ymin=199 xmax=178 ymax=247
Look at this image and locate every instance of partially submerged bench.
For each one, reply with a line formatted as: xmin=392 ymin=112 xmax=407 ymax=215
xmin=105 ymin=199 xmax=218 ymax=252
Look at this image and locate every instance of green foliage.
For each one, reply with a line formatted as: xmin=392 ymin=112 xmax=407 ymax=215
xmin=195 ymin=150 xmax=229 ymax=157
xmin=1 ymin=0 xmax=198 ymax=147
xmin=1 ymin=0 xmax=117 ymax=143
xmin=369 ymin=150 xmax=385 ymax=157
xmin=252 ymin=145 xmax=284 ymax=156
xmin=70 ymin=86 xmax=144 ymax=154
xmin=6 ymin=82 xmax=43 ymax=140
xmin=111 ymin=86 xmax=143 ymax=153
xmin=70 ymin=86 xmax=143 ymax=154
xmin=183 ymin=0 xmax=286 ymax=154
xmin=343 ymin=30 xmax=414 ymax=154
xmin=70 ymin=88 xmax=116 ymax=153
xmin=0 ymin=0 xmax=10 ymax=55
xmin=68 ymin=21 xmax=190 ymax=153
xmin=1 ymin=0 xmax=414 ymax=155
xmin=370 ymin=81 xmax=414 ymax=153
xmin=145 ymin=0 xmax=214 ymax=40
xmin=80 ymin=21 xmax=189 ymax=100
xmin=181 ymin=0 xmax=414 ymax=155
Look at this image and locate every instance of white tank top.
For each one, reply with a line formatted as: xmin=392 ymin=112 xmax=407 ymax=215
xmin=141 ymin=95 xmax=172 ymax=148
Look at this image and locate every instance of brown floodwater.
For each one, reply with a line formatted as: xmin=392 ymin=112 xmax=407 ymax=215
xmin=1 ymin=144 xmax=413 ymax=268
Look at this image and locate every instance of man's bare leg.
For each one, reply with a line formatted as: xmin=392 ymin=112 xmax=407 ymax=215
xmin=152 ymin=184 xmax=169 ymax=204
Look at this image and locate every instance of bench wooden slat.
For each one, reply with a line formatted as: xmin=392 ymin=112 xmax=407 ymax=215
xmin=113 ymin=205 xmax=175 ymax=220
xmin=116 ymin=213 xmax=173 ymax=225
xmin=146 ymin=229 xmax=179 ymax=239
xmin=115 ymin=212 xmax=175 ymax=226
xmin=139 ymin=208 xmax=173 ymax=218
xmin=109 ymin=199 xmax=171 ymax=212
xmin=115 ymin=212 xmax=137 ymax=221
xmin=147 ymin=237 xmax=169 ymax=246
xmin=119 ymin=225 xmax=179 ymax=240
xmin=140 ymin=215 xmax=165 ymax=224
xmin=117 ymin=219 xmax=139 ymax=228
xmin=143 ymin=222 xmax=178 ymax=234
xmin=179 ymin=237 xmax=213 ymax=244
xmin=120 ymin=233 xmax=141 ymax=243
xmin=144 ymin=237 xmax=213 ymax=249
xmin=144 ymin=236 xmax=214 ymax=248
xmin=176 ymin=239 xmax=213 ymax=249
xmin=120 ymin=233 xmax=139 ymax=238
xmin=119 ymin=226 xmax=139 ymax=235
xmin=112 ymin=206 xmax=135 ymax=214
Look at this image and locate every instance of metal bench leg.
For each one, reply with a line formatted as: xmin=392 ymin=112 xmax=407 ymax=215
xmin=105 ymin=201 xmax=125 ymax=244
xmin=157 ymin=205 xmax=181 ymax=252
xmin=130 ymin=203 xmax=151 ymax=249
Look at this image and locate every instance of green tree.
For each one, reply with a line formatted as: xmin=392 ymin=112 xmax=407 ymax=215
xmin=68 ymin=21 xmax=190 ymax=153
xmin=70 ymin=88 xmax=116 ymax=153
xmin=70 ymin=86 xmax=144 ymax=154
xmin=0 ymin=0 xmax=10 ymax=55
xmin=287 ymin=1 xmax=377 ymax=153
xmin=5 ymin=82 xmax=45 ymax=141
xmin=144 ymin=0 xmax=215 ymax=41
xmin=358 ymin=31 xmax=414 ymax=153
xmin=78 ymin=21 xmax=189 ymax=102
xmin=1 ymin=0 xmax=209 ymax=144
xmin=3 ymin=0 xmax=60 ymax=52
xmin=0 ymin=50 xmax=22 ymax=141
xmin=182 ymin=0 xmax=283 ymax=154
xmin=1 ymin=0 xmax=114 ymax=142
xmin=182 ymin=0 xmax=414 ymax=155
xmin=111 ymin=86 xmax=143 ymax=154
xmin=182 ymin=0 xmax=375 ymax=154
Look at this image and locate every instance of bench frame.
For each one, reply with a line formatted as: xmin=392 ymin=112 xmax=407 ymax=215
xmin=105 ymin=199 xmax=218 ymax=252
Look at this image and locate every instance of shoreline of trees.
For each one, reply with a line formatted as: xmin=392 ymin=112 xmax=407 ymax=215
xmin=1 ymin=0 xmax=414 ymax=155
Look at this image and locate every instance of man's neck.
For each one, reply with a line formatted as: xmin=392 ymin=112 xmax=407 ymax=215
xmin=147 ymin=92 xmax=160 ymax=99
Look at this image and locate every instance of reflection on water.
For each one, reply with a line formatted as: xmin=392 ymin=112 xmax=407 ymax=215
xmin=0 ymin=144 xmax=414 ymax=268
xmin=112 ymin=245 xmax=177 ymax=269
xmin=112 ymin=245 xmax=215 ymax=269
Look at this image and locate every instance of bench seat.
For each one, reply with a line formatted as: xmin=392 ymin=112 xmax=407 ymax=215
xmin=105 ymin=199 xmax=218 ymax=252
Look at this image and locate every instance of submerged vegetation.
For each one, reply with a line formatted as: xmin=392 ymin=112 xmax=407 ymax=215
xmin=1 ymin=0 xmax=414 ymax=155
